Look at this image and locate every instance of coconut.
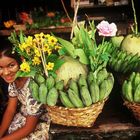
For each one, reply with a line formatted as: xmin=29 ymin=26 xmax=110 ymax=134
xmin=55 ymin=56 xmax=88 ymax=86
xmin=121 ymin=34 xmax=140 ymax=56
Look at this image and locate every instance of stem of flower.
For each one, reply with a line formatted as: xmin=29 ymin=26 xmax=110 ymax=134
xmin=131 ymin=0 xmax=138 ymax=35
xmin=61 ymin=0 xmax=72 ymax=23
xmin=102 ymin=36 xmax=105 ymax=45
xmin=70 ymin=0 xmax=80 ymax=39
xmin=41 ymin=41 xmax=48 ymax=77
xmin=37 ymin=42 xmax=48 ymax=77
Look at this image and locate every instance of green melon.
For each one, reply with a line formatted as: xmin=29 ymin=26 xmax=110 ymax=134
xmin=55 ymin=56 xmax=88 ymax=86
xmin=121 ymin=34 xmax=140 ymax=56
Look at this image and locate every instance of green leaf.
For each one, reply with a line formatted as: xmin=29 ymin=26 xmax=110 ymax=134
xmin=47 ymin=54 xmax=58 ymax=62
xmin=57 ymin=37 xmax=76 ymax=58
xmin=80 ymin=27 xmax=95 ymax=52
xmin=100 ymin=53 xmax=110 ymax=62
xmin=53 ymin=59 xmax=65 ymax=71
xmin=58 ymin=47 xmax=67 ymax=56
xmin=74 ymin=49 xmax=89 ymax=65
xmin=16 ymin=70 xmax=36 ymax=78
xmin=19 ymin=30 xmax=26 ymax=44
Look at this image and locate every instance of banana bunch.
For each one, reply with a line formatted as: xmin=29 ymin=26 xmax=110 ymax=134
xmin=29 ymin=73 xmax=64 ymax=106
xmin=108 ymin=49 xmax=140 ymax=73
xmin=59 ymin=67 xmax=114 ymax=108
xmin=122 ymin=72 xmax=140 ymax=103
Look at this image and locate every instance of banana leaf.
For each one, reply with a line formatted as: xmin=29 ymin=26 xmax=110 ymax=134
xmin=57 ymin=37 xmax=76 ymax=58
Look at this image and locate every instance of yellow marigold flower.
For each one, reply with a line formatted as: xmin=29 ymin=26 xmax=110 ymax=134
xmin=34 ymin=32 xmax=44 ymax=39
xmin=25 ymin=36 xmax=33 ymax=46
xmin=46 ymin=62 xmax=54 ymax=70
xmin=34 ymin=33 xmax=40 ymax=39
xmin=39 ymin=32 xmax=45 ymax=38
xmin=32 ymin=56 xmax=41 ymax=65
xmin=44 ymin=34 xmax=51 ymax=39
xmin=19 ymin=43 xmax=28 ymax=51
xmin=34 ymin=48 xmax=41 ymax=57
xmin=55 ymin=45 xmax=61 ymax=50
xmin=42 ymin=44 xmax=49 ymax=52
xmin=20 ymin=61 xmax=30 ymax=72
xmin=25 ymin=47 xmax=31 ymax=55
xmin=47 ymin=49 xmax=52 ymax=55
xmin=47 ymin=36 xmax=57 ymax=46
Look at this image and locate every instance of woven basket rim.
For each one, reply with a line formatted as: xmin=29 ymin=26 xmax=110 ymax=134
xmin=123 ymin=98 xmax=140 ymax=106
xmin=46 ymin=98 xmax=108 ymax=110
xmin=45 ymin=98 xmax=108 ymax=127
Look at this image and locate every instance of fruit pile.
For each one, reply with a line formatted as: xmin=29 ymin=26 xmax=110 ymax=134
xmin=108 ymin=49 xmax=140 ymax=73
xmin=122 ymin=72 xmax=140 ymax=103
xmin=29 ymin=67 xmax=114 ymax=108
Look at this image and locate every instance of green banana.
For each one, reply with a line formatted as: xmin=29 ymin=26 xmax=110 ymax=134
xmin=120 ymin=60 xmax=129 ymax=73
xmin=55 ymin=80 xmax=64 ymax=91
xmin=122 ymin=80 xmax=128 ymax=99
xmin=46 ymin=76 xmax=55 ymax=90
xmin=80 ymin=85 xmax=92 ymax=107
xmin=129 ymin=61 xmax=139 ymax=71
xmin=123 ymin=80 xmax=133 ymax=102
xmin=29 ymin=79 xmax=39 ymax=101
xmin=128 ymin=53 xmax=139 ymax=64
xmin=34 ymin=73 xmax=45 ymax=85
xmin=87 ymin=71 xmax=95 ymax=85
xmin=59 ymin=91 xmax=75 ymax=108
xmin=119 ymin=50 xmax=127 ymax=60
xmin=133 ymin=73 xmax=140 ymax=89
xmin=99 ymin=80 xmax=106 ymax=101
xmin=89 ymin=81 xmax=100 ymax=103
xmin=69 ymin=79 xmax=79 ymax=96
xmin=78 ymin=74 xmax=88 ymax=88
xmin=134 ymin=83 xmax=140 ymax=103
xmin=117 ymin=50 xmax=124 ymax=60
xmin=96 ymin=68 xmax=108 ymax=85
xmin=38 ymin=83 xmax=48 ymax=104
xmin=46 ymin=87 xmax=58 ymax=106
xmin=99 ymin=79 xmax=111 ymax=101
xmin=68 ymin=88 xmax=84 ymax=108
xmin=129 ymin=72 xmax=136 ymax=82
xmin=129 ymin=72 xmax=136 ymax=93
xmin=103 ymin=73 xmax=114 ymax=99
xmin=113 ymin=59 xmax=122 ymax=72
xmin=110 ymin=57 xmax=117 ymax=70
xmin=124 ymin=53 xmax=132 ymax=62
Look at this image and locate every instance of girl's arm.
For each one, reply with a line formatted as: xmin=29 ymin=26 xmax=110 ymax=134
xmin=0 ymin=97 xmax=18 ymax=137
xmin=0 ymin=115 xmax=39 ymax=140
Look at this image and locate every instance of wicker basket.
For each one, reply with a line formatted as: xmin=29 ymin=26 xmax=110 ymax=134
xmin=46 ymin=98 xmax=107 ymax=127
xmin=124 ymin=100 xmax=140 ymax=122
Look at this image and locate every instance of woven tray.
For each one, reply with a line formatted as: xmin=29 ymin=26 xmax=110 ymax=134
xmin=46 ymin=99 xmax=107 ymax=127
xmin=124 ymin=100 xmax=140 ymax=122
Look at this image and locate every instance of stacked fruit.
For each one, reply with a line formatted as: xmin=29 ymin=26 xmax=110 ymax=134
xmin=29 ymin=67 xmax=114 ymax=108
xmin=29 ymin=74 xmax=60 ymax=106
xmin=122 ymin=72 xmax=140 ymax=103
xmin=59 ymin=68 xmax=114 ymax=108
xmin=108 ymin=49 xmax=140 ymax=73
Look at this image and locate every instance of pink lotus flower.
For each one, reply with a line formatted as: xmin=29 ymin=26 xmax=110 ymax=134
xmin=97 ymin=20 xmax=117 ymax=37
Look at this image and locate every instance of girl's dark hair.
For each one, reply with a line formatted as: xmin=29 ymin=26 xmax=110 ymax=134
xmin=0 ymin=37 xmax=22 ymax=64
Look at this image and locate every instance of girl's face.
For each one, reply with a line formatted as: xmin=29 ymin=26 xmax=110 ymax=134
xmin=0 ymin=56 xmax=19 ymax=83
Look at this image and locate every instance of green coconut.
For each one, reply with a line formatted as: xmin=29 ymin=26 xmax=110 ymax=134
xmin=120 ymin=0 xmax=140 ymax=56
xmin=121 ymin=34 xmax=140 ymax=56
xmin=55 ymin=56 xmax=88 ymax=86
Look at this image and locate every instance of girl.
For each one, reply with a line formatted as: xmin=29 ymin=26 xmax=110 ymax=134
xmin=0 ymin=39 xmax=50 ymax=140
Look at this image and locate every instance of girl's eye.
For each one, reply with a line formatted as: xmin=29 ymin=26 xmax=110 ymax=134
xmin=9 ymin=63 xmax=15 ymax=68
